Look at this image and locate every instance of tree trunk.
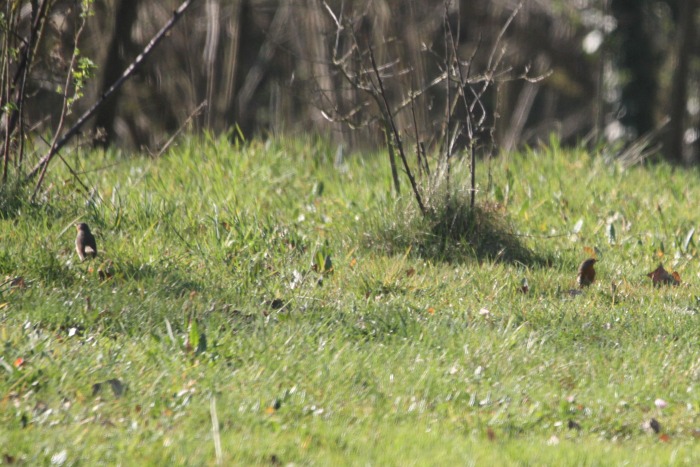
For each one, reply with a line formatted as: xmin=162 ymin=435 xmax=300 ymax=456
xmin=611 ymin=0 xmax=657 ymax=137
xmin=93 ymin=0 xmax=141 ymax=147
xmin=666 ymin=0 xmax=698 ymax=164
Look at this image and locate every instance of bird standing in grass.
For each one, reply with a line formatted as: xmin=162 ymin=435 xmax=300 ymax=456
xmin=577 ymin=258 xmax=597 ymax=288
xmin=75 ymin=223 xmax=97 ymax=261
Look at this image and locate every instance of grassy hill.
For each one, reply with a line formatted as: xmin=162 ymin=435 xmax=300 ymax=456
xmin=1 ymin=136 xmax=699 ymax=465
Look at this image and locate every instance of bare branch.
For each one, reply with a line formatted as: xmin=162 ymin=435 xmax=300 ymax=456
xmin=368 ymin=45 xmax=426 ymax=215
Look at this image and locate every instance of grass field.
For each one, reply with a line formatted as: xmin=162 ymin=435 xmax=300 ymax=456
xmin=1 ymin=135 xmax=700 ymax=465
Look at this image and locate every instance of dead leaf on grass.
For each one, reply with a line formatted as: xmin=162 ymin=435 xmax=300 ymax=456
xmin=486 ymin=427 xmax=496 ymax=441
xmin=647 ymin=265 xmax=680 ymax=286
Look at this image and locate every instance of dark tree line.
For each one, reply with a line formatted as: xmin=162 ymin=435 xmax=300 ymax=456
xmin=2 ymin=0 xmax=699 ymax=179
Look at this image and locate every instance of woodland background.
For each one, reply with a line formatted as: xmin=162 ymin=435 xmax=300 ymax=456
xmin=2 ymin=0 xmax=699 ymax=168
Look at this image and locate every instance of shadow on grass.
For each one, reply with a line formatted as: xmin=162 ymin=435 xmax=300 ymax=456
xmin=369 ymin=189 xmax=549 ymax=267
xmin=0 ymin=181 xmax=27 ymax=219
xmin=0 ymin=180 xmax=67 ymax=221
xmin=110 ymin=260 xmax=205 ymax=297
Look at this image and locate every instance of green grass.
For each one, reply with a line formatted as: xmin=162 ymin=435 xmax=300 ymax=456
xmin=1 ymin=134 xmax=700 ymax=465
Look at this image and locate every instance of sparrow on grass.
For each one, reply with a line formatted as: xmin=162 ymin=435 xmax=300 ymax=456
xmin=577 ymin=258 xmax=597 ymax=288
xmin=75 ymin=223 xmax=97 ymax=261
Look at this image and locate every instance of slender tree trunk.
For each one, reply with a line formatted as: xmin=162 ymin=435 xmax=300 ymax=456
xmin=666 ymin=0 xmax=698 ymax=164
xmin=218 ymin=0 xmax=243 ymax=132
xmin=93 ymin=0 xmax=141 ymax=147
xmin=611 ymin=0 xmax=657 ymax=137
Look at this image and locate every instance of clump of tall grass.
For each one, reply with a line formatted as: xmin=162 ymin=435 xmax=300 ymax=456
xmin=368 ymin=177 xmax=538 ymax=265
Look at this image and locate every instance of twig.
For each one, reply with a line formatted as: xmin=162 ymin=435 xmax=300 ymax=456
xmin=153 ymin=100 xmax=207 ymax=158
xmin=368 ymin=46 xmax=426 ymax=215
xmin=443 ymin=1 xmax=452 ymax=190
xmin=409 ymin=86 xmax=427 ymax=177
xmin=444 ymin=7 xmax=479 ymax=208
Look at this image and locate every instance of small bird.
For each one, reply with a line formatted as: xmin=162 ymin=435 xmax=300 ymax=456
xmin=75 ymin=223 xmax=97 ymax=261
xmin=577 ymin=258 xmax=597 ymax=288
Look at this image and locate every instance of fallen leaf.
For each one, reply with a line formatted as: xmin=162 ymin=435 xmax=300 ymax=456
xmin=406 ymin=267 xmax=416 ymax=278
xmin=659 ymin=433 xmax=671 ymax=442
xmin=486 ymin=427 xmax=496 ymax=441
xmin=647 ymin=265 xmax=680 ymax=286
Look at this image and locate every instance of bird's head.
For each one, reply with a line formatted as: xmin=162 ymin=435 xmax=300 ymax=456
xmin=76 ymin=222 xmax=91 ymax=233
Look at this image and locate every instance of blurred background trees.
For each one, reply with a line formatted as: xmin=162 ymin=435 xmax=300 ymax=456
xmin=2 ymin=0 xmax=699 ymax=171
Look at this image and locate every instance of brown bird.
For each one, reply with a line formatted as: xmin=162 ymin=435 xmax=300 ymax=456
xmin=75 ymin=223 xmax=97 ymax=261
xmin=577 ymin=258 xmax=597 ymax=288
